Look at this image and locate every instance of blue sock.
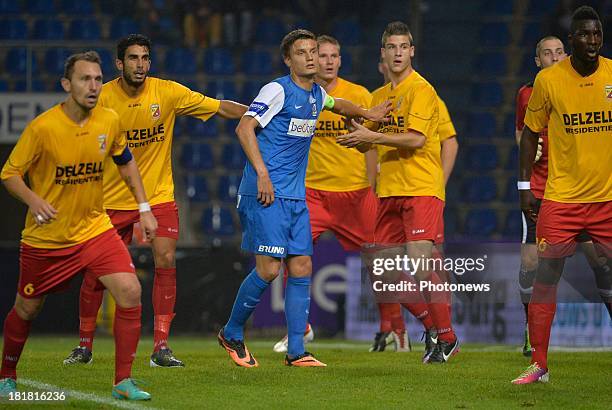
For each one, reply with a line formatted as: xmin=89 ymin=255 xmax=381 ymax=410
xmin=285 ymin=276 xmax=311 ymax=357
xmin=223 ymin=269 xmax=270 ymax=341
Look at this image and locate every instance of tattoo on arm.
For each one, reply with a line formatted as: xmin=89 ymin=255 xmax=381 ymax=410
xmin=123 ymin=175 xmax=136 ymax=195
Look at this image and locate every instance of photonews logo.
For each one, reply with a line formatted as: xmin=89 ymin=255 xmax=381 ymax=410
xmin=287 ymin=118 xmax=317 ymax=137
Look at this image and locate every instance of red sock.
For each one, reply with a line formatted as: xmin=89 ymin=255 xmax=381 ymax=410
xmin=114 ymin=305 xmax=141 ymax=384
xmin=401 ymin=302 xmax=434 ymax=330
xmin=529 ymin=282 xmax=558 ymax=370
xmin=79 ymin=275 xmax=104 ymax=351
xmin=153 ymin=268 xmax=176 ymax=352
xmin=1 ymin=308 xmax=32 ymax=380
xmin=378 ymin=303 xmax=404 ymax=332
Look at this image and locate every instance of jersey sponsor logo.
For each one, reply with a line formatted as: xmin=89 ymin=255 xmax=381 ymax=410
xmin=150 ymin=103 xmax=161 ymax=120
xmin=124 ymin=123 xmax=165 ymax=148
xmin=97 ymin=134 xmax=107 ymax=154
xmin=562 ymin=111 xmax=612 ymax=135
xmin=248 ymin=101 xmax=269 ymax=116
xmin=605 ymin=85 xmax=612 ymax=100
xmin=55 ymin=161 xmax=104 ymax=185
xmin=287 ymin=118 xmax=317 ymax=137
xmin=258 ymin=245 xmax=285 ymax=254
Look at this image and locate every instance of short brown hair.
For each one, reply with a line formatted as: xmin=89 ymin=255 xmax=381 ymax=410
xmin=381 ymin=21 xmax=413 ymax=47
xmin=63 ymin=51 xmax=102 ymax=80
xmin=280 ymin=29 xmax=316 ymax=58
xmin=535 ymin=36 xmax=563 ymax=57
xmin=317 ymin=35 xmax=341 ymax=52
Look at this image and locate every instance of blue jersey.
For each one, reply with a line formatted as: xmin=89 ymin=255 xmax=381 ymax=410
xmin=238 ymin=75 xmax=327 ymax=200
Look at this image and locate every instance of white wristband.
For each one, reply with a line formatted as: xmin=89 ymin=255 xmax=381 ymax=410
xmin=517 ymin=181 xmax=531 ymax=190
xmin=138 ymin=202 xmax=151 ymax=213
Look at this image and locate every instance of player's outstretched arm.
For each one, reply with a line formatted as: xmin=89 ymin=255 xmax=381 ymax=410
xmin=441 ymin=136 xmax=458 ymax=185
xmin=330 ymin=98 xmax=392 ymax=123
xmin=337 ymin=119 xmax=426 ymax=150
xmin=115 ymin=158 xmax=158 ymax=241
xmin=518 ymin=126 xmax=539 ymax=222
xmin=2 ymin=176 xmax=57 ymax=226
xmin=235 ymin=116 xmax=274 ymax=207
xmin=217 ymin=100 xmax=249 ymax=119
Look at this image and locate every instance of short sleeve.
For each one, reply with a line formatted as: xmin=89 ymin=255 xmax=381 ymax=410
xmin=245 ymin=82 xmax=285 ymax=128
xmin=524 ymin=74 xmax=551 ymax=133
xmin=1 ymin=123 xmax=41 ymax=180
xmin=515 ymin=86 xmax=531 ymax=131
xmin=170 ymin=81 xmax=221 ymax=121
xmin=107 ymin=112 xmax=127 ymax=157
xmin=403 ymin=84 xmax=437 ymax=136
xmin=437 ymin=97 xmax=457 ymax=141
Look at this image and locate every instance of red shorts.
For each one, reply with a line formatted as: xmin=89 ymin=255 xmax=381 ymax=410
xmin=307 ymin=187 xmax=378 ymax=251
xmin=536 ymin=200 xmax=612 ymax=258
xmin=375 ymin=196 xmax=445 ymax=244
xmin=18 ymin=229 xmax=135 ymax=298
xmin=107 ymin=201 xmax=179 ymax=245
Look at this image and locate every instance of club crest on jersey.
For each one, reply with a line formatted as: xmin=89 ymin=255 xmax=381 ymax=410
xmin=150 ymin=103 xmax=161 ymax=120
xmin=309 ymin=95 xmax=317 ymax=117
xmin=605 ymin=85 xmax=612 ymax=100
xmin=97 ymin=134 xmax=107 ymax=153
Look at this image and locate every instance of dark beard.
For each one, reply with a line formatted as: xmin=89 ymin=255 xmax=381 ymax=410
xmin=123 ymin=72 xmax=146 ymax=88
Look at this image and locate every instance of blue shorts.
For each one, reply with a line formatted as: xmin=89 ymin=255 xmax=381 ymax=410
xmin=238 ymin=195 xmax=313 ymax=258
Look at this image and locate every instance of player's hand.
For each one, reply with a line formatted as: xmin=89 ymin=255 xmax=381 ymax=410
xmin=534 ymin=137 xmax=543 ymax=163
xmin=364 ymin=100 xmax=393 ymax=122
xmin=257 ymin=173 xmax=275 ymax=207
xmin=343 ymin=116 xmax=362 ymax=132
xmin=139 ymin=211 xmax=158 ymax=242
xmin=520 ymin=190 xmax=538 ymax=223
xmin=28 ymin=196 xmax=58 ymax=226
xmin=337 ymin=119 xmax=379 ymax=148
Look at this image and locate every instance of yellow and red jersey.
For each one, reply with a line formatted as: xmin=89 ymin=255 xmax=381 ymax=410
xmin=306 ymin=77 xmax=373 ymax=191
xmin=516 ymin=84 xmax=548 ymax=199
xmin=524 ymin=56 xmax=612 ymax=203
xmin=437 ymin=96 xmax=456 ymax=143
xmin=100 ymin=77 xmax=220 ymax=210
xmin=1 ymin=104 xmax=125 ymax=248
xmin=372 ymin=70 xmax=444 ymax=200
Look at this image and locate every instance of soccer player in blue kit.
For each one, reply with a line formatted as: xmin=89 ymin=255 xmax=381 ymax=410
xmin=218 ymin=29 xmax=392 ymax=367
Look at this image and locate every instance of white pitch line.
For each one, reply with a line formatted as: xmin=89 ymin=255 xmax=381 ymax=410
xmin=20 ymin=379 xmax=158 ymax=410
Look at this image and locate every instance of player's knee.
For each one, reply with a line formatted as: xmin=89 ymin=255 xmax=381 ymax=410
xmin=289 ymin=259 xmax=312 ymax=278
xmin=15 ymin=297 xmax=44 ymax=320
xmin=257 ymin=267 xmax=281 ymax=282
xmin=115 ymin=280 xmax=142 ymax=307
xmin=521 ymin=245 xmax=538 ymax=271
xmin=155 ymin=249 xmax=176 ymax=268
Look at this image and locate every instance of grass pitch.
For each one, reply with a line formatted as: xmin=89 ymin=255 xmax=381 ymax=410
xmin=4 ymin=336 xmax=611 ymax=409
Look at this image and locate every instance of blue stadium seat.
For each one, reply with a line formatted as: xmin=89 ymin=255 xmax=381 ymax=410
xmin=225 ymin=119 xmax=239 ymax=134
xmin=28 ymin=0 xmax=56 ymax=14
xmin=444 ymin=207 xmax=459 ymax=240
xmin=0 ymin=19 xmax=28 ymax=40
xmin=520 ymin=52 xmax=538 ymax=79
xmin=5 ymin=48 xmax=39 ymax=75
xmin=62 ymin=0 xmax=94 ymax=14
xmin=207 ymin=80 xmax=238 ymax=101
xmin=44 ymin=48 xmax=73 ymax=75
xmin=420 ymin=53 xmax=473 ymax=81
xmin=254 ymin=17 xmax=286 ymax=46
xmin=0 ymin=79 xmax=8 ymax=91
xmin=479 ymin=23 xmax=510 ymax=47
xmin=164 ymin=48 xmax=197 ymax=75
xmin=201 ymin=206 xmax=235 ymax=236
xmin=467 ymin=112 xmax=497 ymax=138
xmin=32 ymin=19 xmax=64 ymax=40
xmin=332 ymin=20 xmax=361 ymax=46
xmin=181 ymin=143 xmax=214 ymax=170
xmin=339 ymin=51 xmax=352 ymax=76
xmin=0 ymin=0 xmax=22 ymax=13
xmin=481 ymin=0 xmax=513 ymax=15
xmin=503 ymin=210 xmax=522 ymax=240
xmin=203 ymin=48 xmax=234 ymax=75
xmin=504 ymin=176 xmax=518 ymax=202
xmin=466 ymin=144 xmax=499 ymax=171
xmin=218 ymin=174 xmax=242 ymax=203
xmin=506 ymin=145 xmax=519 ymax=169
xmin=475 ymin=52 xmax=507 ymax=76
xmin=181 ymin=117 xmax=218 ymax=138
xmin=521 ymin=22 xmax=544 ymax=46
xmin=472 ymin=81 xmax=503 ymax=106
xmin=184 ymin=174 xmax=209 ymax=202
xmin=241 ymin=81 xmax=266 ymax=102
xmin=110 ymin=18 xmax=141 ymax=40
xmin=503 ymin=112 xmax=515 ymax=137
xmin=221 ymin=143 xmax=246 ymax=170
xmin=94 ymin=48 xmax=115 ymax=77
xmin=462 ymin=176 xmax=497 ymax=202
xmin=527 ymin=0 xmax=560 ymax=16
xmin=464 ymin=209 xmax=498 ymax=237
xmin=68 ymin=19 xmax=101 ymax=40
xmin=14 ymin=79 xmax=46 ymax=92
xmin=242 ymin=50 xmax=273 ymax=76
